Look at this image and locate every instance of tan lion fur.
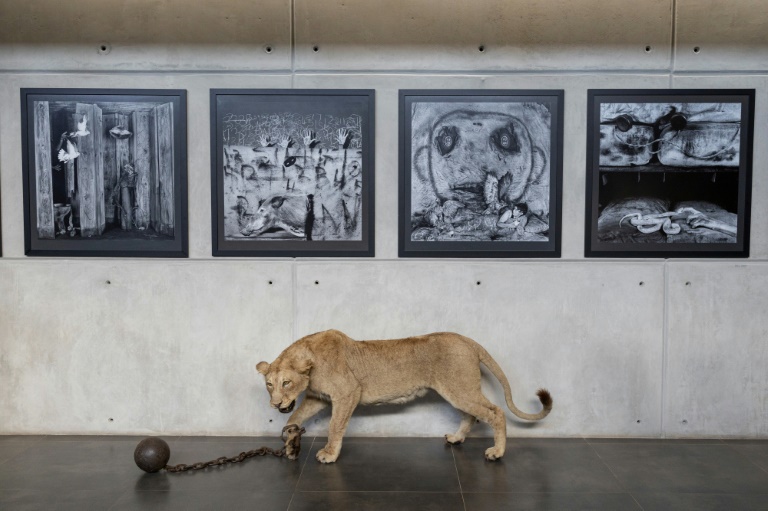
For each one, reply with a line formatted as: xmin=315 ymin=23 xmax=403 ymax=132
xmin=256 ymin=330 xmax=552 ymax=463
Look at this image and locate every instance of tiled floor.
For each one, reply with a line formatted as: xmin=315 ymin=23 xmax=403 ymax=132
xmin=1 ymin=435 xmax=767 ymax=510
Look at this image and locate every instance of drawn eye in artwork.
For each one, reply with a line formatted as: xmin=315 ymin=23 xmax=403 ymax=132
xmin=283 ymin=156 xmax=297 ymax=167
xmin=435 ymin=125 xmax=459 ymax=156
xmin=57 ymin=139 xmax=80 ymax=162
xmin=71 ymin=114 xmax=90 ymax=137
xmin=490 ymin=124 xmax=520 ymax=155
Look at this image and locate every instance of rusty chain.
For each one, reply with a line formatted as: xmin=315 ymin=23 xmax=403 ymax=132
xmin=164 ymin=425 xmax=306 ymax=473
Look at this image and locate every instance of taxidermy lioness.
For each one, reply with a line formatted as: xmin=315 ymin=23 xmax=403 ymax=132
xmin=256 ymin=330 xmax=552 ymax=463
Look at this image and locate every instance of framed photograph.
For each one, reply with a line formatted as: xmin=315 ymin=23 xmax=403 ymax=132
xmin=586 ymin=89 xmax=755 ymax=258
xmin=210 ymin=89 xmax=375 ymax=257
xmin=399 ymin=90 xmax=563 ymax=258
xmin=21 ymin=88 xmax=187 ymax=257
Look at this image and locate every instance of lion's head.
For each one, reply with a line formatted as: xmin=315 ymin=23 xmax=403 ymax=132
xmin=256 ymin=357 xmax=312 ymax=414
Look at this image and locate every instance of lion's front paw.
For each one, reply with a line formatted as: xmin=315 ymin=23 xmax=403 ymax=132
xmin=445 ymin=434 xmax=465 ymax=445
xmin=316 ymin=447 xmax=339 ymax=464
xmin=484 ymin=446 xmax=504 ymax=461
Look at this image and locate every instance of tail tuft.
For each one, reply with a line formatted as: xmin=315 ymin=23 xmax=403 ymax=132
xmin=537 ymin=388 xmax=553 ymax=410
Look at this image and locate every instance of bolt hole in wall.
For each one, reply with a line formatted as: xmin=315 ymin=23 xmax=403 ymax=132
xmin=693 ymin=46 xmax=701 ymax=53
xmin=97 ymin=43 xmax=111 ymax=54
xmin=645 ymin=45 xmax=652 ymax=53
xmin=313 ymin=45 xmax=319 ymax=52
xmin=314 ymin=280 xmax=319 ymax=285
xmin=264 ymin=45 xmax=273 ymax=54
xmin=478 ymin=45 xmax=485 ymax=52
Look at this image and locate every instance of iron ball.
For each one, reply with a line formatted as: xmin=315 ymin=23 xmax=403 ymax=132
xmin=134 ymin=436 xmax=171 ymax=473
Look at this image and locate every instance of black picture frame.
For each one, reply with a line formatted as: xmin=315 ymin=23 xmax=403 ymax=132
xmin=585 ymin=89 xmax=755 ymax=258
xmin=399 ymin=89 xmax=564 ymax=258
xmin=210 ymin=89 xmax=375 ymax=257
xmin=21 ymin=88 xmax=188 ymax=257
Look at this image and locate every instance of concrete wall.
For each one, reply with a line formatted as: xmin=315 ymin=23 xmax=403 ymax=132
xmin=0 ymin=0 xmax=766 ymax=438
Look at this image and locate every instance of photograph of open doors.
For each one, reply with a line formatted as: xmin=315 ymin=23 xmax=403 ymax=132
xmin=586 ymin=89 xmax=754 ymax=258
xmin=21 ymin=89 xmax=187 ymax=257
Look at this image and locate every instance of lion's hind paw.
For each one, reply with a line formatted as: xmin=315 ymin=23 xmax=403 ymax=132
xmin=484 ymin=446 xmax=504 ymax=461
xmin=444 ymin=434 xmax=465 ymax=445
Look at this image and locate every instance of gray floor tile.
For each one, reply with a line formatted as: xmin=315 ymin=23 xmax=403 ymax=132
xmin=463 ymin=492 xmax=643 ymax=511
xmin=632 ymin=492 xmax=768 ymax=511
xmin=110 ymin=490 xmax=292 ymax=511
xmin=454 ymin=438 xmax=623 ymax=493
xmin=586 ymin=438 xmax=725 ymax=444
xmin=134 ymin=437 xmax=312 ymax=492
xmin=0 ymin=489 xmax=124 ymax=511
xmin=297 ymin=441 xmax=460 ymax=492
xmin=289 ymin=491 xmax=464 ymax=511
xmin=727 ymin=442 xmax=768 ymax=472
xmin=0 ymin=436 xmax=46 ymax=466
xmin=169 ymin=436 xmax=281 ymax=443
xmin=0 ymin=436 xmax=47 ymax=442
xmin=42 ymin=435 xmax=145 ymax=442
xmin=593 ymin=443 xmax=768 ymax=493
xmin=0 ymin=438 xmax=142 ymax=491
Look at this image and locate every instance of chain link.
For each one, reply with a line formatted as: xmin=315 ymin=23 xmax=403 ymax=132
xmin=163 ymin=425 xmax=306 ymax=473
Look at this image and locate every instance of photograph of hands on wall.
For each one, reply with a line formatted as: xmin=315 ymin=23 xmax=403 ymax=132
xmin=21 ymin=89 xmax=188 ymax=257
xmin=210 ymin=89 xmax=375 ymax=257
xmin=586 ymin=89 xmax=754 ymax=258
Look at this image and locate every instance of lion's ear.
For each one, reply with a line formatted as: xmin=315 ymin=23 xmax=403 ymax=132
xmin=294 ymin=358 xmax=312 ymax=375
xmin=256 ymin=362 xmax=270 ymax=375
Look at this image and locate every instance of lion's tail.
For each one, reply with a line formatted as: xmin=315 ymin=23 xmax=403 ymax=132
xmin=469 ymin=337 xmax=553 ymax=421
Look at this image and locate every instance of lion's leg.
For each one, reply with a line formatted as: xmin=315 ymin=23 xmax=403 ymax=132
xmin=445 ymin=412 xmax=475 ymax=445
xmin=437 ymin=387 xmax=507 ymax=461
xmin=287 ymin=395 xmax=328 ymax=428
xmin=281 ymin=396 xmax=328 ymax=460
xmin=317 ymin=388 xmax=361 ymax=464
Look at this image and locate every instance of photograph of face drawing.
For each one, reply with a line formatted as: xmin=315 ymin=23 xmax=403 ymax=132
xmin=21 ymin=89 xmax=188 ymax=257
xmin=211 ymin=90 xmax=375 ymax=257
xmin=586 ymin=90 xmax=754 ymax=258
xmin=399 ymin=90 xmax=563 ymax=258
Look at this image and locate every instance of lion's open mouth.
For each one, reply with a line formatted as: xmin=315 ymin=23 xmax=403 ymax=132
xmin=278 ymin=400 xmax=295 ymax=414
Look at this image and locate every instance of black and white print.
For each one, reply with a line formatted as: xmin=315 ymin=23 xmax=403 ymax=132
xmin=399 ymin=91 xmax=563 ymax=258
xmin=211 ymin=90 xmax=374 ymax=257
xmin=21 ymin=89 xmax=187 ymax=257
xmin=586 ymin=90 xmax=754 ymax=258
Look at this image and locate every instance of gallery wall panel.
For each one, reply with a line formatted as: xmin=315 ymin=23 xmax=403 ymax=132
xmin=481 ymin=74 xmax=671 ymax=259
xmin=671 ymin=75 xmax=768 ymax=260
xmin=295 ymin=261 xmax=664 ymax=437
xmin=293 ymin=74 xmax=488 ymax=259
xmin=0 ymin=73 xmax=294 ymax=259
xmin=294 ymin=0 xmax=672 ymax=71
xmin=0 ymin=0 xmax=291 ymax=71
xmin=294 ymin=73 xmax=670 ymax=260
xmin=665 ymin=262 xmax=768 ymax=437
xmin=675 ymin=0 xmax=768 ymax=72
xmin=0 ymin=260 xmax=293 ymax=434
